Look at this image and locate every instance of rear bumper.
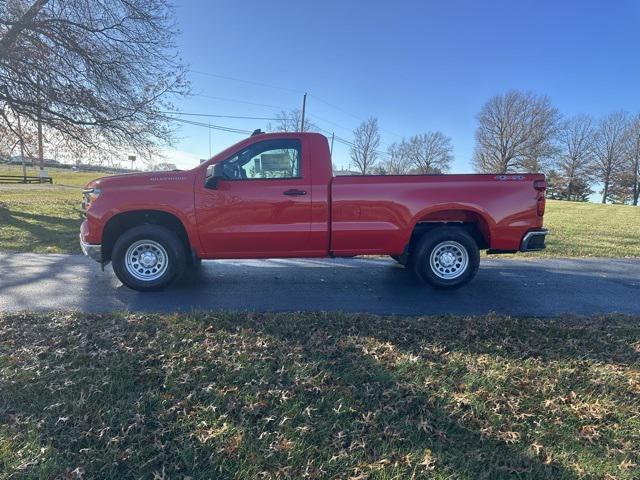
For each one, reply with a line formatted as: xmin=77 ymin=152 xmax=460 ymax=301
xmin=80 ymin=234 xmax=102 ymax=263
xmin=520 ymin=228 xmax=548 ymax=252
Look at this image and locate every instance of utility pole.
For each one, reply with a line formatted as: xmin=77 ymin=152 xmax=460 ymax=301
xmin=330 ymin=132 xmax=335 ymax=159
xmin=16 ymin=115 xmax=26 ymax=181
xmin=208 ymin=121 xmax=212 ymax=158
xmin=37 ymin=77 xmax=44 ymax=175
xmin=300 ymin=92 xmax=307 ymax=132
xmin=37 ymin=113 xmax=44 ymax=172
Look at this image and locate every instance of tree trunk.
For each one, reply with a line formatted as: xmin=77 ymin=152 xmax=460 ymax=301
xmin=17 ymin=115 xmax=26 ymax=181
xmin=602 ymin=180 xmax=609 ymax=204
xmin=37 ymin=115 xmax=44 ymax=171
xmin=634 ymin=164 xmax=639 ymax=206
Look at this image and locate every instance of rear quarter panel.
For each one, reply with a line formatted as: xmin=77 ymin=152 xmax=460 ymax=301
xmin=330 ymin=174 xmax=544 ymax=254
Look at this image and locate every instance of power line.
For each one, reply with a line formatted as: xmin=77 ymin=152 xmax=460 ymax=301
xmin=308 ymin=93 xmax=363 ymax=122
xmin=191 ymin=70 xmax=301 ymax=94
xmin=314 ymin=125 xmax=335 ymax=136
xmin=193 ymin=93 xmax=293 ymax=111
xmin=308 ymin=93 xmax=404 ymax=140
xmin=163 ymin=111 xmax=280 ymax=121
xmin=331 ymin=133 xmax=393 ymax=159
xmin=310 ymin=113 xmax=354 ymax=134
xmin=172 ymin=115 xmax=393 ymax=160
xmin=171 ymin=117 xmax=252 ymax=135
xmin=191 ymin=70 xmax=402 ymax=138
xmin=170 ymin=111 xmax=394 ymax=157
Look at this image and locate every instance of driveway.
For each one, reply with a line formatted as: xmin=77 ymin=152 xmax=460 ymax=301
xmin=0 ymin=253 xmax=638 ymax=316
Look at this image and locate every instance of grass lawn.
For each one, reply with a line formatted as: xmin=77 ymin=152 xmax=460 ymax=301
xmin=536 ymin=200 xmax=640 ymax=258
xmin=0 ymin=165 xmax=106 ymax=254
xmin=1 ymin=162 xmax=639 ymax=257
xmin=0 ymin=164 xmax=106 ymax=188
xmin=0 ymin=185 xmax=85 ymax=254
xmin=0 ymin=312 xmax=638 ymax=479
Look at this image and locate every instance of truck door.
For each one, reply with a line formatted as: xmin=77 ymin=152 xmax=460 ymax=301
xmin=194 ymin=138 xmax=314 ymax=257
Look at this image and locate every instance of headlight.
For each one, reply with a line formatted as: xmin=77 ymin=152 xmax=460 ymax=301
xmin=82 ymin=188 xmax=101 ymax=210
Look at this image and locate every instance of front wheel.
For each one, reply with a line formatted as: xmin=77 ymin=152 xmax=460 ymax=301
xmin=390 ymin=254 xmax=409 ymax=266
xmin=412 ymin=227 xmax=480 ymax=288
xmin=112 ymin=225 xmax=186 ymax=291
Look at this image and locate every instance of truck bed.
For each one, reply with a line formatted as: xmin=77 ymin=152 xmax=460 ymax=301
xmin=330 ymin=173 xmax=544 ymax=255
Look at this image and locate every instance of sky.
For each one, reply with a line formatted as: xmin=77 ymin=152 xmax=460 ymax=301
xmin=165 ymin=0 xmax=640 ymax=172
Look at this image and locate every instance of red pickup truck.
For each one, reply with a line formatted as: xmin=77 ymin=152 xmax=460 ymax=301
xmin=80 ymin=131 xmax=547 ymax=291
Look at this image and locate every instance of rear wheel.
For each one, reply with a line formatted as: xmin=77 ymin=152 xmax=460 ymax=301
xmin=412 ymin=227 xmax=480 ymax=288
xmin=112 ymin=225 xmax=186 ymax=291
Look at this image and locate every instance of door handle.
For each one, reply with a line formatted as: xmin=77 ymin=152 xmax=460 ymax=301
xmin=283 ymin=189 xmax=307 ymax=196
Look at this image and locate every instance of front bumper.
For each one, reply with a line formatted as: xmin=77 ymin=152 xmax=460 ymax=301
xmin=520 ymin=228 xmax=548 ymax=252
xmin=80 ymin=234 xmax=102 ymax=263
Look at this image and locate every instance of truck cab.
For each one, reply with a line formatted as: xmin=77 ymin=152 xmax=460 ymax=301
xmin=195 ymin=133 xmax=333 ymax=258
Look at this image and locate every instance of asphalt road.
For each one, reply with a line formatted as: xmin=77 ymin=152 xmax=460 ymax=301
xmin=0 ymin=253 xmax=639 ymax=316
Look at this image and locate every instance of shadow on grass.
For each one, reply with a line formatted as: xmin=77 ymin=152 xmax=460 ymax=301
xmin=4 ymin=313 xmax=636 ymax=478
xmin=0 ymin=204 xmax=81 ymax=253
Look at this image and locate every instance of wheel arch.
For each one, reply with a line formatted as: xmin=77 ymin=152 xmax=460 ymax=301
xmin=101 ymin=209 xmax=192 ymax=263
xmin=408 ymin=207 xmax=494 ymax=252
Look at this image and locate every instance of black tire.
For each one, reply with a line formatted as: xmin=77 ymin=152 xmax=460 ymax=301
xmin=112 ymin=225 xmax=186 ymax=291
xmin=187 ymin=253 xmax=202 ymax=267
xmin=390 ymin=254 xmax=408 ymax=266
xmin=411 ymin=227 xmax=480 ymax=289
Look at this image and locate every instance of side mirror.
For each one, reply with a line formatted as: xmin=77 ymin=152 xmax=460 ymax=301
xmin=205 ymin=163 xmax=224 ymax=189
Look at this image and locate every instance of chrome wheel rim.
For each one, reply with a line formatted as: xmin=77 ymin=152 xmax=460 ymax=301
xmin=125 ymin=240 xmax=169 ymax=282
xmin=429 ymin=241 xmax=468 ymax=280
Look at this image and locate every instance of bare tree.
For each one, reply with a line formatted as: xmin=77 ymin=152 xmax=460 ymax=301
xmin=545 ymin=169 xmax=562 ymax=199
xmin=151 ymin=161 xmax=177 ymax=171
xmin=608 ymin=115 xmax=640 ymax=205
xmin=608 ymin=171 xmax=636 ymax=204
xmin=0 ymin=120 xmax=15 ymax=159
xmin=350 ymin=117 xmax=380 ymax=175
xmin=592 ymin=111 xmax=629 ymax=203
xmin=404 ymin=132 xmax=453 ymax=174
xmin=0 ymin=0 xmax=188 ymax=164
xmin=624 ymin=114 xmax=640 ymax=205
xmin=554 ymin=114 xmax=596 ymax=200
xmin=472 ymin=90 xmax=560 ymax=173
xmin=382 ymin=142 xmax=412 ymax=174
xmin=268 ymin=109 xmax=317 ymax=132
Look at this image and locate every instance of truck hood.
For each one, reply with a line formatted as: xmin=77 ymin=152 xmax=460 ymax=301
xmin=85 ymin=170 xmax=191 ymax=189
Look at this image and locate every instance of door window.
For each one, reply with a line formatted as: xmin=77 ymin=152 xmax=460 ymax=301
xmin=221 ymin=139 xmax=302 ymax=180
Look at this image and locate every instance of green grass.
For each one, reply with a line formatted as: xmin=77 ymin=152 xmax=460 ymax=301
xmin=0 ymin=164 xmax=106 ymax=254
xmin=0 ymin=312 xmax=638 ymax=479
xmin=535 ymin=200 xmax=640 ymax=258
xmin=1 ymin=163 xmax=639 ymax=257
xmin=0 ymin=164 xmax=106 ymax=187
xmin=0 ymin=185 xmax=85 ymax=254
